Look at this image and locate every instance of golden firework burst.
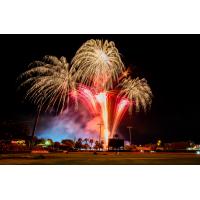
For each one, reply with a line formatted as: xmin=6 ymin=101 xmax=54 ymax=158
xmin=18 ymin=55 xmax=76 ymax=113
xmin=118 ymin=76 xmax=153 ymax=113
xmin=71 ymin=39 xmax=124 ymax=91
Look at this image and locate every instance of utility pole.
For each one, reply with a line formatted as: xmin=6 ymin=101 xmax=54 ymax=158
xmin=127 ymin=126 xmax=133 ymax=145
xmin=97 ymin=123 xmax=103 ymax=151
xmin=32 ymin=106 xmax=42 ymax=139
xmin=31 ymin=106 xmax=42 ymax=148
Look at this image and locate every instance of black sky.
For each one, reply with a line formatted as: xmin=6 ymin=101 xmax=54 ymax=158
xmin=0 ymin=34 xmax=200 ymax=144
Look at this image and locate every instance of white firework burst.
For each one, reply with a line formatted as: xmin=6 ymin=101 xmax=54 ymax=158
xmin=118 ymin=77 xmax=153 ymax=113
xmin=18 ymin=55 xmax=76 ymax=114
xmin=71 ymin=39 xmax=124 ymax=91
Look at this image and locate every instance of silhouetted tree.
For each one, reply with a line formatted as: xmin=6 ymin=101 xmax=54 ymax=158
xmin=93 ymin=140 xmax=103 ymax=150
xmin=82 ymin=143 xmax=90 ymax=150
xmin=75 ymin=138 xmax=83 ymax=150
xmin=84 ymin=138 xmax=89 ymax=145
xmin=89 ymin=139 xmax=94 ymax=150
xmin=54 ymin=142 xmax=61 ymax=149
xmin=61 ymin=139 xmax=75 ymax=150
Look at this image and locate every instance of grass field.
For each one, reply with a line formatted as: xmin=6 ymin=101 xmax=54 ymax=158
xmin=1 ymin=152 xmax=200 ymax=165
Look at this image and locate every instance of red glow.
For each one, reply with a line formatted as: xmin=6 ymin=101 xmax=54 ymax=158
xmin=71 ymin=84 xmax=131 ymax=150
xmin=111 ymin=98 xmax=130 ymax=138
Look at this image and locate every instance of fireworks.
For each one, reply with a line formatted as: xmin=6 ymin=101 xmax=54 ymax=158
xmin=118 ymin=77 xmax=153 ymax=113
xmin=111 ymin=98 xmax=130 ymax=138
xmin=71 ymin=39 xmax=124 ymax=90
xmin=18 ymin=39 xmax=153 ymax=150
xmin=74 ymin=84 xmax=98 ymax=115
xmin=18 ymin=55 xmax=76 ymax=114
xmin=95 ymin=92 xmax=109 ymax=149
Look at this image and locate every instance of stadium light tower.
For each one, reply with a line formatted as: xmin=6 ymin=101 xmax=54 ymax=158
xmin=97 ymin=123 xmax=103 ymax=150
xmin=127 ymin=126 xmax=133 ymax=145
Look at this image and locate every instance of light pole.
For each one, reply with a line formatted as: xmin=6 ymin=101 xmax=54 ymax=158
xmin=127 ymin=126 xmax=133 ymax=145
xmin=97 ymin=123 xmax=103 ymax=151
xmin=31 ymin=105 xmax=42 ymax=148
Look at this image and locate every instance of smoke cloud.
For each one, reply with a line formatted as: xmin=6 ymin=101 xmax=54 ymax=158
xmin=36 ymin=106 xmax=100 ymax=142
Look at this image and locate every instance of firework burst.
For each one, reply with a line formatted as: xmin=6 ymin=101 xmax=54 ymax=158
xmin=118 ymin=77 xmax=153 ymax=113
xmin=18 ymin=55 xmax=76 ymax=114
xmin=18 ymin=39 xmax=153 ymax=150
xmin=71 ymin=39 xmax=124 ymax=90
xmin=111 ymin=97 xmax=130 ymax=138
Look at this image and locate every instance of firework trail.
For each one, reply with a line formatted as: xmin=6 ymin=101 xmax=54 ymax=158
xmin=73 ymin=84 xmax=98 ymax=115
xmin=95 ymin=92 xmax=109 ymax=149
xmin=70 ymin=39 xmax=126 ymax=148
xmin=72 ymin=85 xmax=109 ymax=148
xmin=111 ymin=98 xmax=130 ymax=138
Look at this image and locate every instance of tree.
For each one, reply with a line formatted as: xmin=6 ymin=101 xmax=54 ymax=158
xmin=61 ymin=139 xmax=75 ymax=150
xmin=93 ymin=140 xmax=103 ymax=151
xmin=75 ymin=138 xmax=83 ymax=150
xmin=93 ymin=141 xmax=100 ymax=150
xmin=82 ymin=143 xmax=90 ymax=150
xmin=84 ymin=138 xmax=89 ymax=145
xmin=89 ymin=139 xmax=94 ymax=150
xmin=100 ymin=141 xmax=103 ymax=150
xmin=35 ymin=138 xmax=45 ymax=145
xmin=45 ymin=139 xmax=53 ymax=146
xmin=78 ymin=138 xmax=82 ymax=143
xmin=54 ymin=142 xmax=61 ymax=149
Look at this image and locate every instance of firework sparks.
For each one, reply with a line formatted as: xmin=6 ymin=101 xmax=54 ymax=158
xmin=71 ymin=39 xmax=124 ymax=90
xmin=111 ymin=98 xmax=130 ymax=138
xmin=73 ymin=85 xmax=111 ymax=149
xmin=118 ymin=77 xmax=153 ymax=113
xmin=18 ymin=39 xmax=153 ymax=150
xmin=118 ymin=67 xmax=131 ymax=82
xmin=74 ymin=84 xmax=98 ymax=115
xmin=18 ymin=56 xmax=76 ymax=114
xmin=95 ymin=92 xmax=110 ymax=149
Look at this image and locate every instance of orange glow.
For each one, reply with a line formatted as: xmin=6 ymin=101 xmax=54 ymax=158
xmin=96 ymin=92 xmax=110 ymax=150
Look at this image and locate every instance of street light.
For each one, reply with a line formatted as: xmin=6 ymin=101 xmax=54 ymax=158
xmin=127 ymin=126 xmax=133 ymax=145
xmin=97 ymin=123 xmax=103 ymax=151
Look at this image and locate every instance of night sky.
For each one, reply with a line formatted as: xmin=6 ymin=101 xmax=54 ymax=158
xmin=0 ymin=34 xmax=199 ymax=144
